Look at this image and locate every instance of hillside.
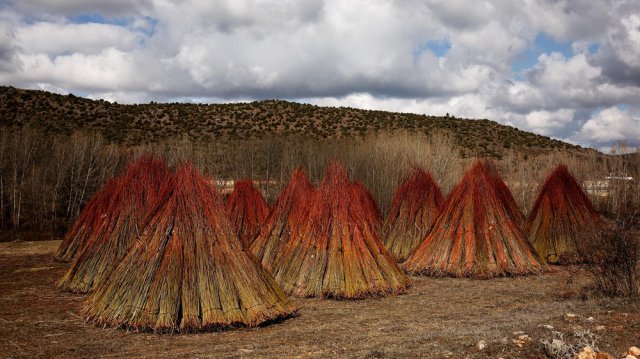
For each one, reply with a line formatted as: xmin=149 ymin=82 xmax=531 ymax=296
xmin=0 ymin=86 xmax=587 ymax=158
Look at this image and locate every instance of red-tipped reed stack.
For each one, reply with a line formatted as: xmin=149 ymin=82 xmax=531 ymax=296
xmin=83 ymin=163 xmax=297 ymax=332
xmin=403 ymin=160 xmax=543 ymax=278
xmin=54 ymin=155 xmax=167 ymax=262
xmin=58 ymin=155 xmax=168 ymax=293
xmin=525 ymin=164 xmax=604 ymax=264
xmin=269 ymin=162 xmax=410 ymax=299
xmin=250 ymin=168 xmax=314 ymax=273
xmin=382 ymin=168 xmax=444 ymax=262
xmin=226 ymin=180 xmax=270 ymax=248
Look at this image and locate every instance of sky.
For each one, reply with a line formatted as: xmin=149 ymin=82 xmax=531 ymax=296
xmin=1 ymin=0 xmax=639 ymax=151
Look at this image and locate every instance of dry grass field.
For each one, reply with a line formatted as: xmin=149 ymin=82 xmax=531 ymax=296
xmin=1 ymin=240 xmax=638 ymax=359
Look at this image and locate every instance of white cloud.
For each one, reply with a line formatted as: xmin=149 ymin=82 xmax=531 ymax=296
xmin=16 ymin=22 xmax=142 ymax=55
xmin=1 ymin=0 xmax=640 ymax=150
xmin=572 ymin=107 xmax=640 ymax=146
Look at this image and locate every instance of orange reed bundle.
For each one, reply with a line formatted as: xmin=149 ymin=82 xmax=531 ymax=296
xmin=525 ymin=164 xmax=604 ymax=264
xmin=269 ymin=162 xmax=410 ymax=299
xmin=403 ymin=160 xmax=543 ymax=278
xmin=54 ymin=155 xmax=167 ymax=262
xmin=226 ymin=180 xmax=270 ymax=248
xmin=83 ymin=163 xmax=297 ymax=332
xmin=58 ymin=155 xmax=168 ymax=293
xmin=250 ymin=168 xmax=314 ymax=273
xmin=382 ymin=168 xmax=444 ymax=262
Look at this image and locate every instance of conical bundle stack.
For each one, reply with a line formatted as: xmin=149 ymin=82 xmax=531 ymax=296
xmin=382 ymin=168 xmax=444 ymax=262
xmin=54 ymin=179 xmax=119 ymax=262
xmin=403 ymin=160 xmax=543 ymax=278
xmin=269 ymin=162 xmax=410 ymax=299
xmin=58 ymin=155 xmax=168 ymax=293
xmin=250 ymin=168 xmax=314 ymax=273
xmin=83 ymin=163 xmax=297 ymax=332
xmin=54 ymin=155 xmax=168 ymax=262
xmin=226 ymin=180 xmax=270 ymax=248
xmin=525 ymin=164 xmax=604 ymax=264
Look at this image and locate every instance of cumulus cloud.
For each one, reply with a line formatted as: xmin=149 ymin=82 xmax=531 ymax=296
xmin=1 ymin=0 xmax=639 ymax=150
xmin=572 ymin=107 xmax=640 ymax=148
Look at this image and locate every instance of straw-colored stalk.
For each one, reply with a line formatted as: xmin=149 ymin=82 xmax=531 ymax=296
xmin=403 ymin=160 xmax=543 ymax=278
xmin=226 ymin=180 xmax=270 ymax=248
xmin=382 ymin=168 xmax=444 ymax=262
xmin=525 ymin=164 xmax=604 ymax=264
xmin=58 ymin=155 xmax=168 ymax=293
xmin=83 ymin=163 xmax=297 ymax=333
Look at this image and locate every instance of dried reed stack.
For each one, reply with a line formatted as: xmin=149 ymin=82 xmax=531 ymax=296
xmin=525 ymin=164 xmax=604 ymax=264
xmin=58 ymin=155 xmax=168 ymax=293
xmin=269 ymin=162 xmax=410 ymax=299
xmin=226 ymin=180 xmax=270 ymax=248
xmin=382 ymin=168 xmax=444 ymax=262
xmin=250 ymin=168 xmax=314 ymax=273
xmin=403 ymin=160 xmax=543 ymax=278
xmin=84 ymin=163 xmax=297 ymax=332
xmin=54 ymin=178 xmax=119 ymax=262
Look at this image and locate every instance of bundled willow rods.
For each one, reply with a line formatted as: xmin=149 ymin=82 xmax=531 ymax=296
xmin=226 ymin=180 xmax=270 ymax=248
xmin=269 ymin=162 xmax=410 ymax=299
xmin=525 ymin=164 xmax=604 ymax=264
xmin=54 ymin=155 xmax=167 ymax=262
xmin=382 ymin=168 xmax=444 ymax=262
xmin=251 ymin=169 xmax=314 ymax=273
xmin=58 ymin=155 xmax=168 ymax=293
xmin=403 ymin=160 xmax=543 ymax=278
xmin=83 ymin=163 xmax=297 ymax=332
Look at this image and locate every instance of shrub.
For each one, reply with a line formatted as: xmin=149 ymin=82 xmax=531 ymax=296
xmin=576 ymin=210 xmax=640 ymax=297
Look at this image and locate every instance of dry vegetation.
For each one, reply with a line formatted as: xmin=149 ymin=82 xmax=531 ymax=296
xmin=2 ymin=241 xmax=639 ymax=358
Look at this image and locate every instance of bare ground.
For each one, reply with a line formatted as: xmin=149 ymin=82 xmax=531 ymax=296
xmin=0 ymin=240 xmax=638 ymax=359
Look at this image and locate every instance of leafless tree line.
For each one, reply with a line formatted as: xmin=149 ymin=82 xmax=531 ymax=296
xmin=0 ymin=126 xmax=638 ymax=239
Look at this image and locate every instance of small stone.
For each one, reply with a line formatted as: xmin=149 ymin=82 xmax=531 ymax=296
xmin=477 ymin=340 xmax=487 ymax=350
xmin=551 ymin=339 xmax=567 ymax=352
xmin=594 ymin=325 xmax=606 ymax=331
xmin=587 ymin=317 xmax=595 ymax=322
xmin=500 ymin=337 xmax=509 ymax=345
xmin=629 ymin=347 xmax=640 ymax=356
xmin=513 ymin=334 xmax=532 ymax=348
xmin=565 ymin=313 xmax=578 ymax=321
xmin=512 ymin=330 xmax=525 ymax=336
xmin=623 ymin=355 xmax=637 ymax=359
xmin=574 ymin=346 xmax=596 ymax=359
xmin=442 ymin=350 xmax=453 ymax=358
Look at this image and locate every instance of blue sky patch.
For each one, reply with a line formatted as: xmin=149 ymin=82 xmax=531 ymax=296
xmin=69 ymin=14 xmax=131 ymax=27
xmin=512 ymin=33 xmax=573 ymax=74
xmin=413 ymin=38 xmax=451 ymax=60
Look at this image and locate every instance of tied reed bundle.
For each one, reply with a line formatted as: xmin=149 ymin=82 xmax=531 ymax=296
xmin=403 ymin=160 xmax=543 ymax=278
xmin=250 ymin=169 xmax=314 ymax=273
xmin=269 ymin=162 xmax=410 ymax=299
xmin=525 ymin=164 xmax=604 ymax=264
xmin=54 ymin=155 xmax=167 ymax=263
xmin=58 ymin=155 xmax=168 ymax=293
xmin=226 ymin=180 xmax=270 ymax=248
xmin=83 ymin=163 xmax=297 ymax=332
xmin=382 ymin=168 xmax=444 ymax=262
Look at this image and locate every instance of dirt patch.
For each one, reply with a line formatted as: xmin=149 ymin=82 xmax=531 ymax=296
xmin=0 ymin=241 xmax=638 ymax=358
